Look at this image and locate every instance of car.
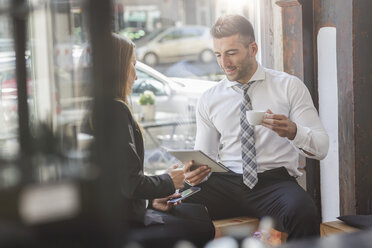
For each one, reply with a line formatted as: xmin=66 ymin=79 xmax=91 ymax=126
xmin=75 ymin=58 xmax=218 ymax=171
xmin=135 ymin=25 xmax=215 ymax=66
xmin=79 ymin=48 xmax=219 ymax=171
xmin=131 ymin=61 xmax=217 ymax=118
xmin=130 ymin=62 xmax=218 ymax=173
xmin=76 ymin=44 xmax=217 ymax=118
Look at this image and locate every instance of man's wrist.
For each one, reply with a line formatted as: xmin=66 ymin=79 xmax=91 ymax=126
xmin=288 ymin=121 xmax=297 ymax=140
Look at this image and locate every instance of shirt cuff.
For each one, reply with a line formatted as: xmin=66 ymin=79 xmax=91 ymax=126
xmin=291 ymin=124 xmax=309 ymax=149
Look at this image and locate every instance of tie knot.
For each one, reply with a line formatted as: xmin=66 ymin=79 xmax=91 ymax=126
xmin=237 ymin=81 xmax=255 ymax=92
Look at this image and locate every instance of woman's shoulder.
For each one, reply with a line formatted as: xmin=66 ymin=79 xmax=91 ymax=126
xmin=113 ymin=99 xmax=131 ymax=113
xmin=113 ymin=100 xmax=138 ymax=125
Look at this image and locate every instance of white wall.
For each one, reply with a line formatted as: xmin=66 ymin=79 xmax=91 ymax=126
xmin=271 ymin=1 xmax=283 ymax=72
xmin=317 ymin=27 xmax=340 ymax=222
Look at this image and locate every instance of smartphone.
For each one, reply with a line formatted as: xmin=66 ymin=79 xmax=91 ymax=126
xmin=168 ymin=187 xmax=201 ymax=204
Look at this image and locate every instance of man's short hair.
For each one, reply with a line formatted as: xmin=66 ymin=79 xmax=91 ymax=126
xmin=211 ymin=14 xmax=255 ymax=47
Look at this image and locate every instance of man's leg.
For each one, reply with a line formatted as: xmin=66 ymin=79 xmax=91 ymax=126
xmin=184 ymin=172 xmax=250 ymax=220
xmin=242 ymin=179 xmax=320 ymax=241
xmin=184 ymin=168 xmax=320 ymax=241
xmin=126 ymin=204 xmax=214 ymax=248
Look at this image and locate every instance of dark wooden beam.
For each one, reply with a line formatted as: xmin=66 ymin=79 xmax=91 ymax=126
xmin=352 ymin=0 xmax=372 ymax=214
xmin=276 ymin=0 xmax=304 ymax=80
xmin=333 ymin=0 xmax=356 ymax=216
xmin=12 ymin=0 xmax=31 ymax=156
xmin=315 ymin=0 xmax=372 ymax=215
xmin=88 ymin=0 xmax=128 ymax=245
xmin=314 ymin=0 xmax=356 ymax=216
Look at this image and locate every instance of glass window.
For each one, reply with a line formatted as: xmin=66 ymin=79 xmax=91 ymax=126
xmin=0 ymin=0 xmax=278 ymax=178
xmin=0 ymin=38 xmax=13 ymax=52
xmin=181 ymin=27 xmax=204 ymax=38
xmin=0 ymin=0 xmax=94 ymax=182
xmin=159 ymin=29 xmax=182 ymax=42
xmin=117 ymin=0 xmax=231 ymax=175
xmin=132 ymin=70 xmax=167 ymax=96
xmin=0 ymin=2 xmax=20 ymax=159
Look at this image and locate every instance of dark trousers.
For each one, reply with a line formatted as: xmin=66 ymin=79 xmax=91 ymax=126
xmin=125 ymin=203 xmax=215 ymax=248
xmin=184 ymin=167 xmax=320 ymax=241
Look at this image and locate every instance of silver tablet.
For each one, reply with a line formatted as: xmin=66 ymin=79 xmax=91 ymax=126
xmin=167 ymin=149 xmax=229 ymax=173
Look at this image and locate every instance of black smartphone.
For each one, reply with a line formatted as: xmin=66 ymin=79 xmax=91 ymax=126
xmin=168 ymin=187 xmax=201 ymax=204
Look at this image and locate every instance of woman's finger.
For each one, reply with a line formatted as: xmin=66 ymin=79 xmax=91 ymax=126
xmin=184 ymin=160 xmax=194 ymax=171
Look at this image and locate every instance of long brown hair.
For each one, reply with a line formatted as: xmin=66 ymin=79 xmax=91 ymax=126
xmin=111 ymin=33 xmax=143 ymax=135
xmin=84 ymin=34 xmax=137 ymax=134
xmin=112 ymin=33 xmax=135 ymax=104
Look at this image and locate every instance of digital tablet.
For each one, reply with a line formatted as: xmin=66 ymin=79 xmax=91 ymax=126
xmin=167 ymin=149 xmax=229 ymax=173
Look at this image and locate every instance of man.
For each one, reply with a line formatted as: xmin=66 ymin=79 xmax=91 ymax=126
xmin=183 ymin=14 xmax=329 ymax=240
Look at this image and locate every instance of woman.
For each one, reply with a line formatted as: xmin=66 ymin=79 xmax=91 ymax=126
xmin=109 ymin=33 xmax=215 ymax=248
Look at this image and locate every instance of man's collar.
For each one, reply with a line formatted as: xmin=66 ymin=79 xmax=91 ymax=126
xmin=222 ymin=63 xmax=266 ymax=89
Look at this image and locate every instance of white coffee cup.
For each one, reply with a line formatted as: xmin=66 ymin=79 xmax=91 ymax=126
xmin=246 ymin=110 xmax=266 ymax=125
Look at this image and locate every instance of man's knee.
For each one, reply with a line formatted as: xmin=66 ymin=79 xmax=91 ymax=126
xmin=284 ymin=200 xmax=319 ymax=238
xmin=294 ymin=203 xmax=319 ymax=225
xmin=284 ymin=193 xmax=319 ymax=226
xmin=284 ymin=199 xmax=320 ymax=239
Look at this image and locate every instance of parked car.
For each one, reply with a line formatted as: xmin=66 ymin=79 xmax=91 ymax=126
xmin=77 ymin=44 xmax=217 ymax=118
xmin=131 ymin=62 xmax=218 ymax=173
xmin=135 ymin=25 xmax=215 ymax=66
xmin=131 ymin=61 xmax=217 ymax=118
xmin=80 ymin=47 xmax=220 ymax=171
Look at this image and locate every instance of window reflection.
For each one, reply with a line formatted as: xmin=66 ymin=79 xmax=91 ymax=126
xmin=118 ymin=0 xmax=224 ymax=175
xmin=0 ymin=3 xmax=19 ymax=159
xmin=0 ymin=0 xmax=94 ymax=182
xmin=132 ymin=70 xmax=167 ymax=96
xmin=0 ymin=0 xmax=262 ymax=178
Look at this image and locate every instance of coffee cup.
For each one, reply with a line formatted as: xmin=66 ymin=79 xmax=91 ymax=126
xmin=246 ymin=110 xmax=266 ymax=125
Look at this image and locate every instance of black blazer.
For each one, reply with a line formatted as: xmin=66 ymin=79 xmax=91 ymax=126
xmin=112 ymin=100 xmax=175 ymax=225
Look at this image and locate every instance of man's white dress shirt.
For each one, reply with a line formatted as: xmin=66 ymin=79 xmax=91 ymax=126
xmin=195 ymin=64 xmax=329 ymax=177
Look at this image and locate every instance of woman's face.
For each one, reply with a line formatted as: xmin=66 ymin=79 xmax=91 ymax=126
xmin=127 ymin=51 xmax=138 ymax=90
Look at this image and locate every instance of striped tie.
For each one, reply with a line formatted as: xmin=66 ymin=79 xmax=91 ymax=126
xmin=238 ymin=82 xmax=258 ymax=189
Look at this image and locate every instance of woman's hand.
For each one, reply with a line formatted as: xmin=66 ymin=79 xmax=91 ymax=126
xmin=167 ymin=164 xmax=185 ymax=189
xmin=152 ymin=193 xmax=182 ymax=212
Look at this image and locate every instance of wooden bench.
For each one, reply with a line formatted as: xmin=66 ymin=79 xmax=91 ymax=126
xmin=213 ymin=216 xmax=287 ymax=245
xmin=213 ymin=216 xmax=259 ymax=238
xmin=320 ymin=221 xmax=359 ymax=236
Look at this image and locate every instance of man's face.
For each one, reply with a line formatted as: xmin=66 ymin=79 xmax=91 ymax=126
xmin=213 ymin=34 xmax=257 ymax=83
